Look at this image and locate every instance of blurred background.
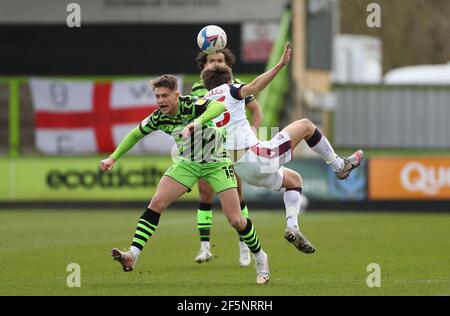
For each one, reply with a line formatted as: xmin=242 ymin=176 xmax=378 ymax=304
xmin=1 ymin=0 xmax=450 ymax=210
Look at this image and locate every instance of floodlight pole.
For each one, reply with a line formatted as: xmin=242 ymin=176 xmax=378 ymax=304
xmin=290 ymin=0 xmax=309 ymax=157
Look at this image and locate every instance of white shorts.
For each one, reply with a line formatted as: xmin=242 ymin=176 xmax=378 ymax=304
xmin=233 ymin=131 xmax=293 ymax=192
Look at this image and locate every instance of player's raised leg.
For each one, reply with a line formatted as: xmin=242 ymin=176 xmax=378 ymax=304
xmin=231 ymin=132 xmax=316 ymax=254
xmin=112 ymin=175 xmax=189 ymax=272
xmin=195 ymin=179 xmax=215 ymax=263
xmin=282 ymin=118 xmax=364 ymax=179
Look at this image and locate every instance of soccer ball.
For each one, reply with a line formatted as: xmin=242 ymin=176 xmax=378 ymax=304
xmin=197 ymin=25 xmax=227 ymax=54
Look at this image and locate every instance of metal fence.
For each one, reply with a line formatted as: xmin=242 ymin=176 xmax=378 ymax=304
xmin=334 ymin=85 xmax=450 ymax=149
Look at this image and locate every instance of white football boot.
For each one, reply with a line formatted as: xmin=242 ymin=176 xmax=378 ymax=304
xmin=335 ymin=150 xmax=364 ymax=180
xmin=284 ymin=227 xmax=316 ymax=254
xmin=253 ymin=250 xmax=270 ymax=285
xmin=111 ymin=248 xmax=136 ymax=272
xmin=195 ymin=243 xmax=213 ymax=263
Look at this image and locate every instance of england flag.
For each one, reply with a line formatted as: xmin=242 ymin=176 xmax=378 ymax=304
xmin=30 ymin=77 xmax=181 ymax=155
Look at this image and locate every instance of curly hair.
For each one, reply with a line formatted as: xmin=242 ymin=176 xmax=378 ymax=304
xmin=195 ymin=48 xmax=236 ymax=70
xmin=201 ymin=64 xmax=233 ymax=91
xmin=149 ymin=74 xmax=178 ymax=91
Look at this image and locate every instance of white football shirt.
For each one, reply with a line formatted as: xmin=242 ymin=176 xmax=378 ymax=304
xmin=204 ymin=83 xmax=259 ymax=150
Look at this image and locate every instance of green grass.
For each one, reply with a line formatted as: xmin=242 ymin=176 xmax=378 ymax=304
xmin=0 ymin=210 xmax=449 ymax=296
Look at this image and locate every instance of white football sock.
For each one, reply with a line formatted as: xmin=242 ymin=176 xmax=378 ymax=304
xmin=310 ymin=136 xmax=344 ymax=172
xmin=129 ymin=246 xmax=141 ymax=259
xmin=253 ymin=249 xmax=266 ymax=261
xmin=200 ymin=241 xmax=211 ymax=251
xmin=283 ymin=190 xmax=302 ymax=228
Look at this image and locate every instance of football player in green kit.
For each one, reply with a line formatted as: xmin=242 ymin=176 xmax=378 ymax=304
xmin=191 ymin=48 xmax=263 ymax=267
xmin=100 ymin=74 xmax=270 ymax=285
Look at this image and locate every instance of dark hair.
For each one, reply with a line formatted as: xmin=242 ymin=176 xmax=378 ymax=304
xmin=195 ymin=48 xmax=236 ymax=70
xmin=149 ymin=74 xmax=178 ymax=90
xmin=201 ymin=64 xmax=233 ymax=91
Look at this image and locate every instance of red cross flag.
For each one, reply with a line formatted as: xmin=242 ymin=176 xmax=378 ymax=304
xmin=30 ymin=77 xmax=181 ymax=154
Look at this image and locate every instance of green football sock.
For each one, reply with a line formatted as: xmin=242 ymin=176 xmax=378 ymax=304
xmin=238 ymin=218 xmax=262 ymax=254
xmin=197 ymin=203 xmax=213 ymax=242
xmin=239 ymin=201 xmax=249 ymax=242
xmin=131 ymin=208 xmax=160 ymax=251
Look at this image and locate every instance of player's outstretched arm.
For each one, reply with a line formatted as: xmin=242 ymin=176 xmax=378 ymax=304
xmin=240 ymin=42 xmax=291 ymax=99
xmin=99 ymin=126 xmax=145 ymax=171
xmin=245 ymin=100 xmax=264 ymax=131
xmin=181 ymin=100 xmax=226 ymax=138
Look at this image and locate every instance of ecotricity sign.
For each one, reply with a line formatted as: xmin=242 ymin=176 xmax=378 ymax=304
xmin=46 ymin=166 xmax=164 ymax=189
xmin=0 ymin=156 xmax=201 ymax=201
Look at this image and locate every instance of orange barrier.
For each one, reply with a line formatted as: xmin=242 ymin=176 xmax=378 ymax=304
xmin=369 ymin=157 xmax=450 ymax=200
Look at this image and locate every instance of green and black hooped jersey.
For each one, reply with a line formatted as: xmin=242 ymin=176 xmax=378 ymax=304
xmin=139 ymin=95 xmax=228 ymax=163
xmin=191 ymin=78 xmax=256 ymax=104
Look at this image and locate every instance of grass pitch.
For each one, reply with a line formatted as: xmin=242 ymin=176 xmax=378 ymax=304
xmin=0 ymin=209 xmax=449 ymax=296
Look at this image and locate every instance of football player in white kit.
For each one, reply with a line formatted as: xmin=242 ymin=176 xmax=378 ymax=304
xmin=182 ymin=42 xmax=364 ymax=253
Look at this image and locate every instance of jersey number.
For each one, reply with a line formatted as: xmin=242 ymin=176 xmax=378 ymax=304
xmin=215 ymin=112 xmax=231 ymax=127
xmin=222 ymin=166 xmax=235 ymax=180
